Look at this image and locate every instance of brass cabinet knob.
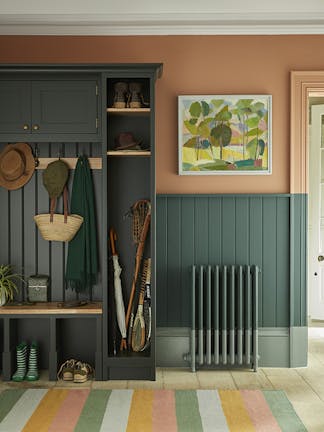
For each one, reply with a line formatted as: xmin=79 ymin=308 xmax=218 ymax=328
xmin=23 ymin=124 xmax=29 ymax=130
xmin=318 ymin=255 xmax=324 ymax=262
xmin=33 ymin=124 xmax=40 ymax=131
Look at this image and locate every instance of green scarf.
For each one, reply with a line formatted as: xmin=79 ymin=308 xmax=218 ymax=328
xmin=65 ymin=156 xmax=98 ymax=293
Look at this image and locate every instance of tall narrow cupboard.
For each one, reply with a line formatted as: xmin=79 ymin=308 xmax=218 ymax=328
xmin=0 ymin=64 xmax=162 ymax=381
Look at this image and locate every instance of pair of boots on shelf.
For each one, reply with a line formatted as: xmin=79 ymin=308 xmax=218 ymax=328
xmin=12 ymin=341 xmax=39 ymax=382
xmin=112 ymin=82 xmax=149 ymax=109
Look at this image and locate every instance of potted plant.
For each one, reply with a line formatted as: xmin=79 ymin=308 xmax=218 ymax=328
xmin=0 ymin=265 xmax=22 ymax=306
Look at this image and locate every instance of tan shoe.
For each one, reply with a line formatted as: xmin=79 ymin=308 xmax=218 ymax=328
xmin=73 ymin=361 xmax=94 ymax=383
xmin=57 ymin=359 xmax=77 ymax=381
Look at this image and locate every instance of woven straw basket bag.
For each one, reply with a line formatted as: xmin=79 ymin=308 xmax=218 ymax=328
xmin=34 ymin=186 xmax=83 ymax=242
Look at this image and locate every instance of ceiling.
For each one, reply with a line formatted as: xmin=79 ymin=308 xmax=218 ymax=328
xmin=1 ymin=0 xmax=324 ymax=35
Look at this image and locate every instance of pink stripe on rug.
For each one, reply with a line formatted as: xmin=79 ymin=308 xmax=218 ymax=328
xmin=48 ymin=389 xmax=90 ymax=432
xmin=152 ymin=390 xmax=177 ymax=432
xmin=241 ymin=390 xmax=281 ymax=432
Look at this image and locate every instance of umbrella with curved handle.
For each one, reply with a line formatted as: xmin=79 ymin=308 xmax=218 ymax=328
xmin=109 ymin=228 xmax=127 ymax=351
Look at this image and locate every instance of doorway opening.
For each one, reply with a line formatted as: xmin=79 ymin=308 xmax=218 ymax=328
xmin=308 ymin=97 xmax=324 ymax=322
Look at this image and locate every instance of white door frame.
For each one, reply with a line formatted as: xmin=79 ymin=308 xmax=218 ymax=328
xmin=291 ymin=72 xmax=324 ymax=323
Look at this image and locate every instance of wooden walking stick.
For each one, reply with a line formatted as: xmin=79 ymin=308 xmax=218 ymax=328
xmin=121 ymin=200 xmax=151 ymax=351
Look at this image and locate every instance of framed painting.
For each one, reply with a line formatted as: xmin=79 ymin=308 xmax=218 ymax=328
xmin=178 ymin=95 xmax=272 ymax=175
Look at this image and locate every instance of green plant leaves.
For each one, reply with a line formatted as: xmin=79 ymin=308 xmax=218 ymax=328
xmin=0 ymin=265 xmax=22 ymax=302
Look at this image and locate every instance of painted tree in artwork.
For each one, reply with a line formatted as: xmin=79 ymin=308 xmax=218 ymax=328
xmin=210 ymin=103 xmax=232 ymax=160
xmin=233 ymin=99 xmax=267 ymax=161
xmin=245 ymin=101 xmax=267 ymax=161
xmin=183 ymin=100 xmax=214 ymax=160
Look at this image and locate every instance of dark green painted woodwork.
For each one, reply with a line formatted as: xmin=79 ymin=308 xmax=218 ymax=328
xmin=0 ymin=141 xmax=102 ymax=302
xmin=32 ymin=81 xmax=98 ymax=134
xmin=0 ymin=78 xmax=100 ymax=142
xmin=0 ymin=81 xmax=30 ymax=133
xmin=290 ymin=194 xmax=308 ymax=327
xmin=156 ymin=194 xmax=307 ymax=329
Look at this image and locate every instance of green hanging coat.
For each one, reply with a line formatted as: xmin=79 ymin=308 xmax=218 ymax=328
xmin=65 ymin=156 xmax=98 ymax=293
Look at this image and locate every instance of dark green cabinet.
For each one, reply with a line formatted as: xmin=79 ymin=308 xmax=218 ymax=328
xmin=0 ymin=79 xmax=100 ymax=141
xmin=0 ymin=81 xmax=31 ymax=133
xmin=0 ymin=64 xmax=162 ymax=382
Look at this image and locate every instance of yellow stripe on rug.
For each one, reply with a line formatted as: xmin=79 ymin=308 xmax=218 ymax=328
xmin=22 ymin=389 xmax=69 ymax=432
xmin=219 ymin=390 xmax=256 ymax=432
xmin=126 ymin=390 xmax=153 ymax=432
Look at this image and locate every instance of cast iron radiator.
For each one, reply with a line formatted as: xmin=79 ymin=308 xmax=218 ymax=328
xmin=184 ymin=265 xmax=259 ymax=372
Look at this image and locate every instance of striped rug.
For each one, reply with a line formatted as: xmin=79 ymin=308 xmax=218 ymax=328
xmin=0 ymin=388 xmax=306 ymax=432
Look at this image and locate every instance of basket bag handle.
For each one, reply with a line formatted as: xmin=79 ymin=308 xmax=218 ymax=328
xmin=50 ymin=186 xmax=68 ymax=223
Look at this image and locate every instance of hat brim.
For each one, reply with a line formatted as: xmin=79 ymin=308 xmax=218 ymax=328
xmin=0 ymin=143 xmax=35 ymax=190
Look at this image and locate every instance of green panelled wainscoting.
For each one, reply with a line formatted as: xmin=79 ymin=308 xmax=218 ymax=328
xmin=156 ymin=194 xmax=307 ymax=368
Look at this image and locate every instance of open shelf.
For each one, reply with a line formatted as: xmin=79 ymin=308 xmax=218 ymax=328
xmin=0 ymin=302 xmax=103 ymax=315
xmin=107 ymin=150 xmax=150 ymax=157
xmin=107 ymin=108 xmax=150 ymax=115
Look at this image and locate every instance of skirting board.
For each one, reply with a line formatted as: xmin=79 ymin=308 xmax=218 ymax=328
xmin=156 ymin=327 xmax=308 ymax=368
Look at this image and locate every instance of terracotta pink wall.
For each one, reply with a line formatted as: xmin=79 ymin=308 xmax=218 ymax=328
xmin=1 ymin=35 xmax=324 ymax=193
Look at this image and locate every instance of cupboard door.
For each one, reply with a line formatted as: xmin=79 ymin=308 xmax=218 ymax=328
xmin=31 ymin=81 xmax=98 ymax=134
xmin=0 ymin=81 xmax=31 ymax=133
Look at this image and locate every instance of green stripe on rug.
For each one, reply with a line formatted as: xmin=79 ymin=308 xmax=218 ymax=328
xmin=175 ymin=390 xmax=203 ymax=432
xmin=263 ymin=390 xmax=307 ymax=432
xmin=0 ymin=389 xmax=26 ymax=422
xmin=74 ymin=389 xmax=111 ymax=432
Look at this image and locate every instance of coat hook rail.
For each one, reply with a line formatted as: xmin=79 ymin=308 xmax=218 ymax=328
xmin=35 ymin=157 xmax=102 ymax=170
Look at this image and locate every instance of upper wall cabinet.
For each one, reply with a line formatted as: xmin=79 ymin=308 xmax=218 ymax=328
xmin=0 ymin=78 xmax=101 ymax=142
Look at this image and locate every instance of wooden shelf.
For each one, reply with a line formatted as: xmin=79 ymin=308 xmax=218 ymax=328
xmin=0 ymin=301 xmax=103 ymax=315
xmin=107 ymin=108 xmax=150 ymax=115
xmin=36 ymin=157 xmax=102 ymax=170
xmin=107 ymin=150 xmax=150 ymax=157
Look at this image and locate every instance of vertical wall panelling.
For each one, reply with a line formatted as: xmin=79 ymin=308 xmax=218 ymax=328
xmin=262 ymin=198 xmax=277 ymax=327
xmin=156 ymin=196 xmax=168 ymax=326
xmin=194 ymin=197 xmax=209 ymax=265
xmin=249 ymin=197 xmax=263 ymax=325
xmin=23 ymin=170 xmax=37 ymax=298
xmin=290 ymin=194 xmax=307 ymax=327
xmin=276 ymin=198 xmax=290 ymax=327
xmin=0 ymin=190 xmax=9 ymax=263
xmin=208 ymin=197 xmax=222 ymax=265
xmin=221 ymin=197 xmax=236 ymax=264
xmin=235 ymin=198 xmax=249 ymax=265
xmin=166 ymin=198 xmax=182 ymax=326
xmin=10 ymin=189 xmax=24 ymax=301
xmin=181 ymin=198 xmax=195 ymax=327
xmin=156 ymin=194 xmax=295 ymax=329
xmin=0 ymin=142 xmax=102 ymax=303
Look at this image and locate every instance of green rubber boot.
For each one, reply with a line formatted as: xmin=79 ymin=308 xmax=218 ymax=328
xmin=12 ymin=341 xmax=27 ymax=382
xmin=26 ymin=341 xmax=39 ymax=381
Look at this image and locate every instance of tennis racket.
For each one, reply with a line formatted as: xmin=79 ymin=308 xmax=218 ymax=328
xmin=131 ymin=258 xmax=150 ymax=352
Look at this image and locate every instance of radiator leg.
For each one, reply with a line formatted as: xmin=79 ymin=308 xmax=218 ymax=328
xmin=206 ymin=329 xmax=211 ymax=365
xmin=253 ymin=329 xmax=259 ymax=372
xmin=237 ymin=329 xmax=243 ymax=365
xmin=230 ymin=329 xmax=235 ymax=365
xmin=199 ymin=329 xmax=204 ymax=365
xmin=214 ymin=329 xmax=219 ymax=365
xmin=191 ymin=329 xmax=196 ymax=372
xmin=222 ymin=330 xmax=227 ymax=365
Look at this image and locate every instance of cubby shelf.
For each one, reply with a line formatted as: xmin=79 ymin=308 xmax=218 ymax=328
xmin=107 ymin=151 xmax=150 ymax=157
xmin=107 ymin=108 xmax=150 ymax=115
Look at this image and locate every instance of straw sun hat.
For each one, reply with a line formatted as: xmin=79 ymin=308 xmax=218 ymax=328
xmin=0 ymin=143 xmax=35 ymax=190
